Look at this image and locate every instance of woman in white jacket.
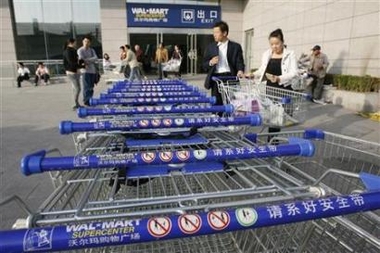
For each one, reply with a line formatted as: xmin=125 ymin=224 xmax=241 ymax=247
xmin=253 ymin=28 xmax=298 ymax=90
xmin=253 ymin=28 xmax=299 ymax=136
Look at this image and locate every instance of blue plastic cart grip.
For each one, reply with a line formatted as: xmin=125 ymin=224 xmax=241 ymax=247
xmin=1 ymin=190 xmax=379 ymax=252
xmin=21 ymin=140 xmax=314 ymax=176
xmin=110 ymin=80 xmax=191 ymax=86
xmin=359 ymin=172 xmax=380 ymax=191
xmin=113 ymin=80 xmax=187 ymax=85
xmin=281 ymin=96 xmax=292 ymax=104
xmin=89 ymin=96 xmax=216 ymax=106
xmin=112 ymin=84 xmax=191 ymax=89
xmin=60 ymin=114 xmax=260 ymax=134
xmin=303 ymin=129 xmax=325 ymax=140
xmin=77 ymin=105 xmax=234 ymax=118
xmin=100 ymin=91 xmax=204 ymax=99
xmin=20 ymin=150 xmax=47 ymax=176
xmin=108 ymin=86 xmax=198 ymax=93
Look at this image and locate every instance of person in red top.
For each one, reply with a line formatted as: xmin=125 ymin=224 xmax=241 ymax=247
xmin=134 ymin=44 xmax=146 ymax=79
xmin=35 ymin=62 xmax=50 ymax=86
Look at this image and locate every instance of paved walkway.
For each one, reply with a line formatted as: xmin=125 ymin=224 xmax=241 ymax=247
xmin=0 ymin=74 xmax=379 ymax=229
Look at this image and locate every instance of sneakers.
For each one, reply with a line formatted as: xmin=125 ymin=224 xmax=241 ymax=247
xmin=312 ymin=99 xmax=327 ymax=105
xmin=72 ymin=105 xmax=81 ymax=110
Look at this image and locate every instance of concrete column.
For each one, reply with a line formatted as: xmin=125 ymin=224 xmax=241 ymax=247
xmin=220 ymin=0 xmax=244 ymax=45
xmin=1 ymin=0 xmax=17 ymax=79
xmin=99 ymin=0 xmax=129 ymax=63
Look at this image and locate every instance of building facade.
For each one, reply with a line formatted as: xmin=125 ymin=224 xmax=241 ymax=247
xmin=1 ymin=0 xmax=379 ymax=78
xmin=242 ymin=0 xmax=380 ymax=76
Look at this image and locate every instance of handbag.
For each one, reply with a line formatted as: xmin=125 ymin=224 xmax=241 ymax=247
xmin=94 ymin=71 xmax=101 ymax=84
xmin=92 ymin=49 xmax=101 ymax=84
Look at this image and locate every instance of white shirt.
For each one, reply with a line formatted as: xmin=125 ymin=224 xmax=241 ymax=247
xmin=18 ymin=67 xmax=30 ymax=76
xmin=253 ymin=48 xmax=298 ymax=86
xmin=216 ymin=40 xmax=231 ymax=73
xmin=35 ymin=66 xmax=49 ymax=76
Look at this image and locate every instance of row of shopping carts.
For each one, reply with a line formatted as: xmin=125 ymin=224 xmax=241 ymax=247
xmin=0 ymin=78 xmax=379 ymax=253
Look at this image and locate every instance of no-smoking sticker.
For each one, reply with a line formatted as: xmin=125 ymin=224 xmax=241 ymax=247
xmin=159 ymin=151 xmax=173 ymax=162
xmin=147 ymin=217 xmax=172 ymax=238
xmin=151 ymin=119 xmax=161 ymax=127
xmin=163 ymin=119 xmax=173 ymax=127
xmin=235 ymin=208 xmax=258 ymax=227
xmin=141 ymin=152 xmax=156 ymax=163
xmin=176 ymin=150 xmax=190 ymax=161
xmin=207 ymin=211 xmax=230 ymax=231
xmin=178 ymin=214 xmax=202 ymax=234
xmin=139 ymin=119 xmax=149 ymax=128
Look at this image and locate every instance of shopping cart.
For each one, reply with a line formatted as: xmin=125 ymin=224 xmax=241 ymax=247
xmin=214 ymin=76 xmax=310 ymax=128
xmin=1 ymin=129 xmax=379 ymax=252
xmin=162 ymin=58 xmax=182 ymax=79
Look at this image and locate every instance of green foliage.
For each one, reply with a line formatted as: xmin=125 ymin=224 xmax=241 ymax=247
xmin=332 ymin=74 xmax=380 ymax=92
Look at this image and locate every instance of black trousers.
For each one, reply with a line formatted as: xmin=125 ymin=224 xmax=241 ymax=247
xmin=210 ymin=72 xmax=232 ymax=106
xmin=17 ymin=74 xmax=30 ymax=87
xmin=35 ymin=74 xmax=50 ymax=85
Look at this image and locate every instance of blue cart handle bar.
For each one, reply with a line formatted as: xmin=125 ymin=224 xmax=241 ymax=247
xmin=89 ymin=96 xmax=216 ymax=106
xmin=21 ymin=138 xmax=314 ymax=176
xmin=109 ymin=87 xmax=198 ymax=93
xmin=78 ymin=105 xmax=234 ymax=118
xmin=1 ymin=190 xmax=379 ymax=253
xmin=100 ymin=91 xmax=205 ymax=99
xmin=60 ymin=114 xmax=261 ymax=135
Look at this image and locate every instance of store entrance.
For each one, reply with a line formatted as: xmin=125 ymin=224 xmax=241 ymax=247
xmin=130 ymin=33 xmax=213 ymax=75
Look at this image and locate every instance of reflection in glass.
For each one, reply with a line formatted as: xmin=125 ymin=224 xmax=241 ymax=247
xmin=11 ymin=0 xmax=102 ymax=61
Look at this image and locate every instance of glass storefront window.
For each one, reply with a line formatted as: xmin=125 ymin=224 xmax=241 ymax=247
xmin=10 ymin=0 xmax=102 ymax=61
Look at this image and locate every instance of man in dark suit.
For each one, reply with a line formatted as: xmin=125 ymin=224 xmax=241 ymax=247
xmin=203 ymin=21 xmax=245 ymax=106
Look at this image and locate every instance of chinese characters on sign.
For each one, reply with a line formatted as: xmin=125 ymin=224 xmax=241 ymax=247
xmin=127 ymin=3 xmax=221 ymax=28
xmin=266 ymin=194 xmax=365 ymax=220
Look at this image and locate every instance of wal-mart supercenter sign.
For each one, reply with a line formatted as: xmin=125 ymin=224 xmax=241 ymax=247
xmin=126 ymin=3 xmax=221 ymax=28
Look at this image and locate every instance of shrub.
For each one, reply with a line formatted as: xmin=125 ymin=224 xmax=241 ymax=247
xmin=331 ymin=74 xmax=379 ymax=92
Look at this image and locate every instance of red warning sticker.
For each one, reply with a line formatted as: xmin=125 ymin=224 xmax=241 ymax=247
xmin=151 ymin=119 xmax=161 ymax=127
xmin=162 ymin=119 xmax=173 ymax=127
xmin=159 ymin=151 xmax=173 ymax=162
xmin=141 ymin=152 xmax=156 ymax=163
xmin=207 ymin=211 xmax=230 ymax=231
xmin=176 ymin=150 xmax=190 ymax=161
xmin=178 ymin=214 xmax=202 ymax=234
xmin=147 ymin=217 xmax=172 ymax=238
xmin=139 ymin=119 xmax=149 ymax=127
